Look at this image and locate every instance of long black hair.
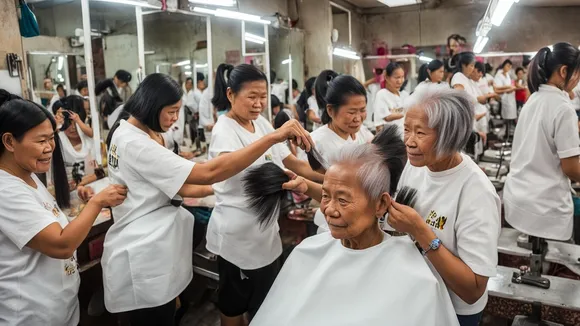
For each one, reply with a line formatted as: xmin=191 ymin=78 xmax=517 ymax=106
xmin=296 ymin=77 xmax=316 ymax=124
xmin=0 ymin=90 xmax=70 ymax=208
xmin=418 ymin=59 xmax=444 ymax=83
xmin=450 ymin=52 xmax=476 ymax=77
xmin=528 ymin=42 xmax=580 ymax=94
xmin=314 ymin=70 xmax=366 ymax=125
xmin=212 ymin=63 xmax=267 ymax=111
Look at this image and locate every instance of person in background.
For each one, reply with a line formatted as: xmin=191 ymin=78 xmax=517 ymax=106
xmin=39 ymin=78 xmax=54 ymax=107
xmin=362 ymin=67 xmax=384 ymax=132
xmin=416 ymin=59 xmax=446 ymax=94
xmin=470 ymin=62 xmax=498 ymax=143
xmin=47 ymin=84 xmax=66 ymax=114
xmin=0 ymin=90 xmax=127 ymax=326
xmin=95 ymin=70 xmax=133 ymax=129
xmin=76 ymin=81 xmax=89 ymax=97
xmin=296 ymin=77 xmax=317 ymax=129
xmin=373 ymin=62 xmax=409 ymax=134
xmin=306 ymin=81 xmax=322 ymax=130
xmin=283 ymin=79 xmax=300 ymax=120
xmin=195 ymin=72 xmax=207 ymax=105
xmin=504 ymin=42 xmax=580 ymax=244
xmin=182 ymin=77 xmax=198 ymax=145
xmin=389 ymin=85 xmax=500 ymax=326
xmin=515 ymin=67 xmax=529 ymax=112
xmin=444 ymin=34 xmax=467 ymax=82
xmin=494 ymin=60 xmax=518 ymax=122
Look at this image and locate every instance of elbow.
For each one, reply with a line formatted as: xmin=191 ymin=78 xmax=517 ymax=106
xmin=460 ymin=288 xmax=486 ymax=305
xmin=46 ymin=247 xmax=76 ymax=260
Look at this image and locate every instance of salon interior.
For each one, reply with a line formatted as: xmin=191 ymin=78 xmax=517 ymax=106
xmin=1 ymin=0 xmax=580 ymax=325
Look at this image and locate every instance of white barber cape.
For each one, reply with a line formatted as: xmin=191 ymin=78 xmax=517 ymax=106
xmin=251 ymin=233 xmax=459 ymax=326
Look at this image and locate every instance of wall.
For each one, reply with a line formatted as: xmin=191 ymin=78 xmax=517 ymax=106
xmin=239 ymin=0 xmax=288 ymax=17
xmin=0 ymin=0 xmax=26 ymax=96
xmin=298 ymin=0 xmax=333 ymax=78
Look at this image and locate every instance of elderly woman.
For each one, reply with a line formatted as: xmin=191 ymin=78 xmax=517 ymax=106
xmin=388 ymin=85 xmax=500 ymax=326
xmin=250 ymin=140 xmax=459 ymax=326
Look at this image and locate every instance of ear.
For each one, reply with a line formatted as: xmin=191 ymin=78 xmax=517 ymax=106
xmin=375 ymin=192 xmax=392 ymax=219
xmin=2 ymin=133 xmax=16 ymax=153
xmin=326 ymin=104 xmax=334 ymax=119
xmin=559 ymin=65 xmax=568 ymax=80
xmin=226 ymin=87 xmax=235 ymax=104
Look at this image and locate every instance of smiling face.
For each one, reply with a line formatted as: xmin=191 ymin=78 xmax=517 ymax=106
xmin=327 ymin=94 xmax=367 ymax=135
xmin=228 ymin=80 xmax=268 ymax=121
xmin=158 ymin=100 xmax=182 ymax=132
xmin=404 ymin=106 xmax=439 ymax=168
xmin=2 ymin=119 xmax=56 ymax=173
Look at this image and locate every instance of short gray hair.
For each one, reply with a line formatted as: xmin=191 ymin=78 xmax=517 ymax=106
xmin=404 ymin=84 xmax=474 ymax=157
xmin=329 ymin=143 xmax=390 ymax=202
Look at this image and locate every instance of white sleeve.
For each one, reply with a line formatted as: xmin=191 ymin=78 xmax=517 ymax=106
xmin=0 ymin=187 xmax=58 ymax=250
xmin=361 ymin=128 xmax=374 ymax=143
xmin=208 ymin=122 xmax=244 ymax=158
xmin=554 ymin=106 xmax=580 ymax=159
xmin=307 ymin=97 xmax=319 ymax=112
xmin=455 ymin=180 xmax=501 ymax=277
xmin=451 ymin=73 xmax=467 ymax=88
xmin=373 ymin=91 xmax=391 ymax=125
xmin=186 ymin=92 xmax=198 ymax=113
xmin=493 ymin=74 xmax=503 ymax=87
xmin=125 ymin=140 xmax=195 ymax=198
xmin=199 ymin=92 xmax=214 ymax=128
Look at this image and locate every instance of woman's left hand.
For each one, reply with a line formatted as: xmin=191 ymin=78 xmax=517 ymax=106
xmin=281 ymin=170 xmax=308 ymax=194
xmin=68 ymin=110 xmax=81 ymax=123
xmin=77 ymin=185 xmax=95 ymax=203
xmin=387 ymin=201 xmax=427 ymax=236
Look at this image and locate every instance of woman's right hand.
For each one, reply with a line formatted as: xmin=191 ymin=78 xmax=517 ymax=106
xmin=90 ymin=184 xmax=128 ymax=208
xmin=272 ymin=119 xmax=314 ymax=152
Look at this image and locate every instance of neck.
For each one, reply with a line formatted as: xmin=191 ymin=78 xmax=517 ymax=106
xmin=0 ymin=155 xmax=36 ymax=187
xmin=227 ymin=110 xmax=254 ymax=132
xmin=128 ymin=116 xmax=163 ymax=145
xmin=386 ymin=85 xmax=400 ymax=95
xmin=427 ymin=152 xmax=463 ymax=172
xmin=341 ymin=226 xmax=384 ymax=250
xmin=328 ymin=122 xmax=350 ymax=140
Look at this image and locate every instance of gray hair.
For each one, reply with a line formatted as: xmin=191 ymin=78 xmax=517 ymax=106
xmin=329 ymin=143 xmax=390 ymax=202
xmin=404 ymin=84 xmax=474 ymax=157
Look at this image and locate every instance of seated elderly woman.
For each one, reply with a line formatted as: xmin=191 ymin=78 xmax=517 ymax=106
xmin=249 ymin=139 xmax=459 ymax=326
xmin=388 ymin=85 xmax=500 ymax=326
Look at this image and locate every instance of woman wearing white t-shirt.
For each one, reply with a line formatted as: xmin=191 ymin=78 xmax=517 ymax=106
xmin=494 ymin=59 xmax=518 ymax=121
xmin=373 ymin=62 xmax=409 ymax=134
xmin=504 ymin=43 xmax=580 ymax=241
xmin=103 ymin=73 xmax=313 ymax=325
xmin=207 ymin=64 xmax=323 ymax=326
xmin=416 ymin=59 xmax=445 ymax=91
xmin=0 ymin=92 xmax=126 ymax=326
xmin=387 ymin=85 xmax=501 ymax=326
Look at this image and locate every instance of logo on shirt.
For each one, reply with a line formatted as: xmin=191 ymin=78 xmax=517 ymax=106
xmin=425 ymin=210 xmax=448 ymax=230
xmin=64 ymin=256 xmax=79 ymax=276
xmin=265 ymin=154 xmax=273 ymax=161
xmin=43 ymin=202 xmax=61 ymax=218
xmin=109 ymin=144 xmax=119 ymax=168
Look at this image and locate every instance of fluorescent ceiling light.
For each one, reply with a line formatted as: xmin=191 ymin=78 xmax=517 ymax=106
xmin=419 ymin=56 xmax=433 ymax=62
xmin=176 ymin=60 xmax=191 ymax=66
xmin=473 ymin=36 xmax=489 ymax=54
xmin=57 ymin=56 xmax=64 ymax=70
xmin=333 ymin=48 xmax=360 ymax=60
xmin=193 ymin=7 xmax=216 ymax=14
xmin=91 ymin=0 xmax=161 ymax=9
xmin=185 ymin=65 xmax=192 ymax=69
xmin=185 ymin=71 xmax=192 ymax=76
xmin=196 ymin=63 xmax=208 ymax=68
xmin=245 ymin=33 xmax=267 ymax=42
xmin=377 ymin=0 xmax=421 ymax=7
xmin=282 ymin=59 xmax=292 ymax=65
xmin=215 ymin=8 xmax=271 ymax=24
xmin=491 ymin=0 xmax=515 ymax=27
xmin=189 ymin=0 xmax=235 ymax=7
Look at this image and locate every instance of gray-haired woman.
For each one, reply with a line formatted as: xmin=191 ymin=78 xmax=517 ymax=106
xmin=387 ymin=85 xmax=501 ymax=326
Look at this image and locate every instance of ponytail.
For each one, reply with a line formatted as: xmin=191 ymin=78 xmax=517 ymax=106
xmin=450 ymin=52 xmax=476 ymax=78
xmin=528 ymin=43 xmax=580 ymax=94
xmin=314 ymin=70 xmax=339 ymax=125
xmin=211 ymin=63 xmax=234 ymax=110
xmin=418 ymin=64 xmax=429 ymax=83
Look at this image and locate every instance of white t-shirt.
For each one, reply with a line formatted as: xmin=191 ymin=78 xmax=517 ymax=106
xmin=59 ymin=127 xmax=94 ymax=167
xmin=307 ymin=95 xmax=321 ymax=130
xmin=198 ymin=88 xmax=215 ymax=141
xmin=298 ymin=124 xmax=374 ymax=232
xmin=393 ymin=154 xmax=501 ymax=315
xmin=373 ymin=88 xmax=409 ymax=136
xmin=103 ymin=120 xmax=196 ymax=313
xmin=365 ymin=83 xmax=381 ymax=130
xmin=183 ymin=89 xmax=198 ymax=114
xmin=271 ymin=81 xmax=288 ymax=104
xmin=251 ymin=233 xmax=459 ymax=326
xmin=207 ymin=115 xmax=291 ymax=270
xmin=504 ymin=85 xmax=580 ymax=241
xmin=452 ymin=73 xmax=489 ymax=134
xmin=494 ymin=71 xmax=517 ymax=119
xmin=0 ymin=171 xmax=80 ymax=326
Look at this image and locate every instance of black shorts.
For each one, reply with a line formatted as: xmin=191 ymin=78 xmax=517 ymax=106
xmin=217 ymin=256 xmax=281 ymax=319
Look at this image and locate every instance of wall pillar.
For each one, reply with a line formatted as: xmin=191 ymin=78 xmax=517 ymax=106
xmin=298 ymin=0 xmax=332 ymax=78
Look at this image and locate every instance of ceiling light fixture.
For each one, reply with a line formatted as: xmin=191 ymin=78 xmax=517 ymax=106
xmin=215 ymin=8 xmax=270 ymax=24
xmin=188 ymin=0 xmax=236 ymax=7
xmin=473 ymin=36 xmax=489 ymax=54
xmin=91 ymin=0 xmax=160 ymax=9
xmin=491 ymin=0 xmax=515 ymax=27
xmin=175 ymin=60 xmax=191 ymax=66
xmin=377 ymin=0 xmax=421 ymax=7
xmin=333 ymin=48 xmax=360 ymax=60
xmin=282 ymin=59 xmax=292 ymax=65
xmin=192 ymin=7 xmax=216 ymax=14
xmin=419 ymin=56 xmax=433 ymax=63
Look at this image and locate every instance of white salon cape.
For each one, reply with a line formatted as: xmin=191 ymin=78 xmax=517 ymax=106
xmin=494 ymin=71 xmax=517 ymax=120
xmin=0 ymin=171 xmax=80 ymax=326
xmin=103 ymin=120 xmax=196 ymax=312
xmin=251 ymin=232 xmax=459 ymax=326
xmin=504 ymin=85 xmax=580 ymax=241
xmin=373 ymin=88 xmax=409 ymax=136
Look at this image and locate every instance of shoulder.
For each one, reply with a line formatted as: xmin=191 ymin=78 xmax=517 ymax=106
xmin=358 ymin=127 xmax=374 ymax=142
xmin=0 ymin=174 xmax=30 ymax=195
xmin=294 ymin=232 xmax=335 ymax=251
xmin=459 ymin=156 xmax=499 ymax=201
xmin=311 ymin=125 xmax=331 ymax=140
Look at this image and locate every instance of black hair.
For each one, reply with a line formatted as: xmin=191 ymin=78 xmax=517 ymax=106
xmin=485 ymin=63 xmax=493 ymax=74
xmin=451 ymin=52 xmax=476 ymax=75
xmin=528 ymin=43 xmax=580 ymax=94
xmin=106 ymin=108 xmax=130 ymax=149
xmin=76 ymin=80 xmax=88 ymax=93
xmin=59 ymin=95 xmax=88 ymax=131
xmin=314 ymin=70 xmax=366 ymax=125
xmin=395 ymin=186 xmax=418 ymax=208
xmin=475 ymin=62 xmax=486 ymax=74
xmin=114 ymin=69 xmax=132 ymax=83
xmin=56 ymin=84 xmax=66 ymax=97
xmin=273 ymin=110 xmax=290 ymax=129
xmin=515 ymin=67 xmax=524 ymax=75
xmin=0 ymin=90 xmax=70 ymax=208
xmin=270 ymin=70 xmax=277 ymax=83
xmin=271 ymin=94 xmax=281 ymax=112
xmin=500 ymin=59 xmax=513 ymax=69
xmin=292 ymin=79 xmax=298 ymax=90
xmin=418 ymin=59 xmax=444 ymax=83
xmin=212 ymin=63 xmax=267 ymax=111
xmin=447 ymin=34 xmax=466 ymax=56
xmin=296 ymin=77 xmax=316 ymax=121
xmin=286 ymin=79 xmax=299 ymax=104
xmin=122 ymin=73 xmax=182 ymax=133
xmin=371 ymin=124 xmax=407 ymax=196
xmin=196 ymin=72 xmax=205 ymax=82
xmin=385 ymin=62 xmax=403 ymax=77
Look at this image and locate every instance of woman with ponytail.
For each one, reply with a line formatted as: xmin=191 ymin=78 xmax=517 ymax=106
xmin=0 ymin=90 xmax=127 ymax=326
xmin=493 ymin=59 xmax=518 ymax=121
xmin=206 ymin=64 xmax=322 ymax=325
xmin=373 ymin=62 xmax=409 ymax=134
xmin=504 ymin=42 xmax=580 ymax=242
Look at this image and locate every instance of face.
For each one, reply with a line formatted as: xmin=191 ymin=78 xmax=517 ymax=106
xmin=328 ymin=95 xmax=366 ymax=134
xmin=387 ymin=68 xmax=405 ymax=90
xmin=44 ymin=80 xmax=53 ymax=90
xmin=3 ymin=119 xmax=55 ymax=173
xmin=404 ymin=106 xmax=439 ymax=168
xmin=462 ymin=62 xmax=475 ymax=77
xmin=503 ymin=63 xmax=512 ymax=73
xmin=114 ymin=76 xmax=128 ymax=89
xmin=471 ymin=68 xmax=483 ymax=82
xmin=228 ymin=80 xmax=268 ymax=121
xmin=57 ymin=88 xmax=65 ymax=98
xmin=562 ymin=66 xmax=580 ymax=92
xmin=430 ymin=66 xmax=445 ymax=83
xmin=185 ymin=79 xmax=194 ymax=91
xmin=64 ymin=119 xmax=80 ymax=141
xmin=80 ymin=87 xmax=89 ymax=97
xmin=449 ymin=38 xmax=460 ymax=55
xmin=83 ymin=99 xmax=90 ymax=114
xmin=272 ymin=105 xmax=281 ymax=116
xmin=159 ymin=100 xmax=182 ymax=131
xmin=197 ymin=80 xmax=206 ymax=90
xmin=321 ymin=163 xmax=388 ymax=240
xmin=517 ymin=70 xmax=524 ymax=79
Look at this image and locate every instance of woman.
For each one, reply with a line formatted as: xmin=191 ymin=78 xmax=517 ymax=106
xmin=102 ymin=73 xmax=313 ymax=325
xmin=415 ymin=59 xmax=446 ymax=94
xmin=373 ymin=62 xmax=409 ymax=134
xmin=387 ymin=85 xmax=501 ymax=326
xmin=470 ymin=62 xmax=498 ymax=138
xmin=515 ymin=67 xmax=528 ymax=111
xmin=0 ymin=90 xmax=126 ymax=325
xmin=251 ymin=136 xmax=459 ymax=326
xmin=504 ymin=43 xmax=580 ymax=242
xmin=47 ymin=83 xmax=66 ymax=114
xmin=296 ymin=77 xmax=319 ymax=130
xmin=494 ymin=59 xmax=518 ymax=121
xmin=303 ymin=70 xmax=374 ymax=233
xmin=207 ymin=64 xmax=323 ymax=326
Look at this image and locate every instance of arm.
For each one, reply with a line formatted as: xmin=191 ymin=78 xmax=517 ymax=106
xmin=281 ymin=173 xmax=323 ymax=202
xmin=561 ymin=156 xmax=580 ymax=182
xmin=453 ymin=84 xmax=465 ymax=91
xmin=384 ymin=113 xmax=404 ymax=122
xmin=282 ymin=154 xmax=325 ymax=183
xmin=307 ymin=109 xmax=322 ymax=124
xmin=363 ymin=78 xmax=376 ymax=89
xmin=178 ymin=184 xmax=214 ymax=198
xmin=69 ymin=111 xmax=94 ymax=138
xmin=475 ymin=112 xmax=487 ymax=121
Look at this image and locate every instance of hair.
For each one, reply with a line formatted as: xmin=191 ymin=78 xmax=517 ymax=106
xmin=451 ymin=52 xmax=476 ymax=76
xmin=106 ymin=105 xmax=129 ymax=149
xmin=196 ymin=72 xmax=205 ymax=82
xmin=404 ymin=84 xmax=474 ymax=157
xmin=292 ymin=79 xmax=298 ymax=90
xmin=418 ymin=59 xmax=444 ymax=83
xmin=515 ymin=67 xmax=524 ymax=75
xmin=59 ymin=95 xmax=88 ymax=131
xmin=447 ymin=34 xmax=466 ymax=55
xmin=314 ymin=70 xmax=366 ymax=125
xmin=271 ymin=94 xmax=281 ymax=112
xmin=185 ymin=77 xmax=193 ymax=84
xmin=296 ymin=77 xmax=316 ymax=116
xmin=0 ymin=90 xmax=70 ymax=208
xmin=273 ymin=109 xmax=290 ymax=129
xmin=528 ymin=42 xmax=580 ymax=94
xmin=56 ymin=83 xmax=65 ymax=93
xmin=485 ymin=63 xmax=493 ymax=75
xmin=76 ymin=80 xmax=88 ymax=93
xmin=500 ymin=59 xmax=513 ymax=69
xmin=474 ymin=62 xmax=486 ymax=74
xmin=114 ymin=69 xmax=132 ymax=83
xmin=385 ymin=62 xmax=403 ymax=77
xmin=212 ymin=63 xmax=267 ymax=111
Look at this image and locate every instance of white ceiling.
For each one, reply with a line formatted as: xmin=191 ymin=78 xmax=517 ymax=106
xmin=345 ymin=0 xmax=580 ymax=9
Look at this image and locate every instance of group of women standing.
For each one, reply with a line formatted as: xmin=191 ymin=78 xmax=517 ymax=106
xmin=0 ymin=40 xmax=579 ymax=326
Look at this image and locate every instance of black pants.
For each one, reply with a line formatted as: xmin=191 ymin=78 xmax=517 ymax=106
xmin=128 ymin=298 xmax=176 ymax=326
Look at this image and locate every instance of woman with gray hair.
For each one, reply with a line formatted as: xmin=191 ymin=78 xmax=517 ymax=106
xmin=388 ymin=85 xmax=500 ymax=326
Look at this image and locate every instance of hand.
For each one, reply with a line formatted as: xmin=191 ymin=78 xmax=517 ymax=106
xmin=387 ymin=201 xmax=426 ymax=237
xmin=312 ymin=117 xmax=322 ymax=124
xmin=478 ymin=131 xmax=487 ymax=144
xmin=281 ymin=170 xmax=308 ymax=194
xmin=77 ymin=186 xmax=95 ymax=203
xmin=180 ymin=152 xmax=195 ymax=160
xmin=67 ymin=110 xmax=82 ymax=123
xmin=206 ymin=124 xmax=214 ymax=132
xmin=272 ymin=119 xmax=314 ymax=152
xmin=90 ymin=184 xmax=128 ymax=208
